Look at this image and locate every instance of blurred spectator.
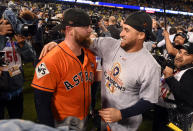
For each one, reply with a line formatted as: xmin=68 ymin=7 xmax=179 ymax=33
xmin=157 ymin=27 xmax=177 ymax=47
xmin=0 ymin=10 xmax=36 ymax=120
xmin=107 ymin=16 xmax=121 ymax=39
xmin=163 ymin=42 xmax=193 ymax=131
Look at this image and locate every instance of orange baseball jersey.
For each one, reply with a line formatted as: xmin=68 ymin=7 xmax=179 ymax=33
xmin=31 ymin=41 xmax=97 ymax=121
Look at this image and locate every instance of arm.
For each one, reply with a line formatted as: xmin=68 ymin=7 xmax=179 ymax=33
xmin=120 ymin=99 xmax=153 ymax=119
xmin=99 ymin=99 xmax=153 ymax=123
xmin=34 ymin=88 xmax=54 ymax=127
xmin=0 ymin=20 xmax=12 ymax=36
xmin=98 ymin=20 xmax=111 ymax=37
xmin=163 ymin=30 xmax=178 ymax=56
xmin=164 ymin=68 xmax=193 ymax=105
xmin=157 ymin=38 xmax=166 ymax=47
xmin=15 ymin=36 xmax=36 ymax=63
xmin=0 ymin=20 xmax=12 ymax=50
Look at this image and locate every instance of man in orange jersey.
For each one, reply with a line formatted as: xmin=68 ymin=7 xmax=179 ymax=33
xmin=31 ymin=8 xmax=97 ymax=128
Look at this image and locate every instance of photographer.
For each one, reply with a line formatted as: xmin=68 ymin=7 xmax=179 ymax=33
xmin=162 ymin=42 xmax=193 ymax=131
xmin=0 ymin=9 xmax=36 ymax=119
xmin=107 ymin=16 xmax=120 ymax=39
xmin=163 ymin=30 xmax=188 ymax=57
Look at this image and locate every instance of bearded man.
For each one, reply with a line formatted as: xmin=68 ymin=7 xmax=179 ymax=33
xmin=31 ymin=8 xmax=97 ymax=128
xmin=40 ymin=11 xmax=161 ymax=131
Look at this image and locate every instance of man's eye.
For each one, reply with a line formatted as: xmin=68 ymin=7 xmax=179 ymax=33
xmin=125 ymin=28 xmax=129 ymax=32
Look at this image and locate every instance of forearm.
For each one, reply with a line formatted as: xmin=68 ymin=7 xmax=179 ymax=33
xmin=17 ymin=43 xmax=36 ymax=62
xmin=120 ymin=99 xmax=153 ymax=119
xmin=157 ymin=39 xmax=165 ymax=47
xmin=34 ymin=89 xmax=54 ymax=127
xmin=165 ymin=36 xmax=177 ymax=56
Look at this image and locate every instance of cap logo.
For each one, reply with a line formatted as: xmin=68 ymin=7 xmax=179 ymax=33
xmin=184 ymin=43 xmax=190 ymax=47
xmin=68 ymin=21 xmax=74 ymax=25
xmin=143 ymin=23 xmax=147 ymax=28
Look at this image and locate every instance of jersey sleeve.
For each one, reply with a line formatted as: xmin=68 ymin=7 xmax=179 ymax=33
xmin=31 ymin=57 xmax=60 ymax=93
xmin=139 ymin=63 xmax=161 ymax=104
xmin=90 ymin=37 xmax=120 ymax=58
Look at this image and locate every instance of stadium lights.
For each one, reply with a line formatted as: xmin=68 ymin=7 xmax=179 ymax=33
xmin=55 ymin=0 xmax=193 ymax=16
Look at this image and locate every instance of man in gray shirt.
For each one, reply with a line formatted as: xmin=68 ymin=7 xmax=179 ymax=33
xmin=40 ymin=11 xmax=161 ymax=131
xmin=91 ymin=12 xmax=161 ymax=131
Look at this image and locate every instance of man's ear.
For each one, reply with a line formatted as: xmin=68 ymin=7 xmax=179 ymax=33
xmin=138 ymin=32 xmax=145 ymax=40
xmin=65 ymin=26 xmax=73 ymax=35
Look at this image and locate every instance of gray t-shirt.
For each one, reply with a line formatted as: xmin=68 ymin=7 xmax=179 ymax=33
xmin=90 ymin=37 xmax=161 ymax=131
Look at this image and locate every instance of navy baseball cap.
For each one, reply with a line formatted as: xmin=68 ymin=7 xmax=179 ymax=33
xmin=54 ymin=8 xmax=91 ymax=31
xmin=124 ymin=11 xmax=155 ymax=41
xmin=176 ymin=42 xmax=193 ymax=54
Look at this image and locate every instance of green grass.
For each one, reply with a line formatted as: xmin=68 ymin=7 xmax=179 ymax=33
xmin=23 ymin=63 xmax=37 ymax=122
xmin=22 ymin=63 xmax=153 ymax=130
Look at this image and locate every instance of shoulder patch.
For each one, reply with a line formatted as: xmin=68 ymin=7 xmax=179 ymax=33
xmin=36 ymin=63 xmax=50 ymax=79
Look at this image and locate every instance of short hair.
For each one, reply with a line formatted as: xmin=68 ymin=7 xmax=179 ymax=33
xmin=109 ymin=16 xmax=116 ymax=24
xmin=19 ymin=10 xmax=37 ymax=21
xmin=169 ymin=27 xmax=177 ymax=35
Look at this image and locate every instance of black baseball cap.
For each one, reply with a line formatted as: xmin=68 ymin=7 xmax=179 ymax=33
xmin=124 ymin=11 xmax=155 ymax=41
xmin=54 ymin=8 xmax=91 ymax=31
xmin=176 ymin=42 xmax=193 ymax=54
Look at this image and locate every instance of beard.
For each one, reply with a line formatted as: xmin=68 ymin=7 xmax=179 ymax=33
xmin=120 ymin=38 xmax=136 ymax=52
xmin=74 ymin=30 xmax=91 ymax=48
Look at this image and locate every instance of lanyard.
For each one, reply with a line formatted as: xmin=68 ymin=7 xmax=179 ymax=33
xmin=10 ymin=40 xmax=17 ymax=63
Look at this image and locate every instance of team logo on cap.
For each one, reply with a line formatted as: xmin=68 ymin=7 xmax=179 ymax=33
xmin=143 ymin=22 xmax=147 ymax=28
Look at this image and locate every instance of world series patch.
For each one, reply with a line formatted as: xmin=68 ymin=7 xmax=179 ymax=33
xmin=36 ymin=63 xmax=50 ymax=79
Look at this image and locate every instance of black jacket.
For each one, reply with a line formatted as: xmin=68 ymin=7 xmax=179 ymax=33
xmin=107 ymin=25 xmax=120 ymax=39
xmin=165 ymin=68 xmax=193 ymax=114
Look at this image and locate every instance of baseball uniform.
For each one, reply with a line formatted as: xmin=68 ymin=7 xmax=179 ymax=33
xmin=90 ymin=37 xmax=161 ymax=131
xmin=31 ymin=41 xmax=97 ymax=121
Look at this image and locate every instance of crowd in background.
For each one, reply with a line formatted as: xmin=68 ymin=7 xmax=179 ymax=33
xmin=99 ymin=0 xmax=193 ymax=12
xmin=7 ymin=0 xmax=192 ymax=29
xmin=0 ymin=0 xmax=193 ymax=131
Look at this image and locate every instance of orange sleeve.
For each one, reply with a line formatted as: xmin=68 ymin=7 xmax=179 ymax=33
xmin=31 ymin=57 xmax=60 ymax=93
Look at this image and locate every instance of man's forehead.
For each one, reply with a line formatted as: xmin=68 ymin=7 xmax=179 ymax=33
xmin=176 ymin=35 xmax=185 ymax=39
xmin=180 ymin=49 xmax=193 ymax=56
xmin=180 ymin=48 xmax=188 ymax=53
xmin=122 ymin=24 xmax=134 ymax=30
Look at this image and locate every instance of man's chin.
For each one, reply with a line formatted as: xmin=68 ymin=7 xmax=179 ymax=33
xmin=79 ymin=38 xmax=91 ymax=48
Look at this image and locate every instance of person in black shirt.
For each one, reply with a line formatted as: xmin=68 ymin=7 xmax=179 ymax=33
xmin=163 ymin=42 xmax=193 ymax=131
xmin=107 ymin=16 xmax=120 ymax=39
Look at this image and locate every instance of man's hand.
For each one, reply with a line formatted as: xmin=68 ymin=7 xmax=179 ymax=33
xmin=163 ymin=66 xmax=174 ymax=78
xmin=14 ymin=35 xmax=26 ymax=47
xmin=99 ymin=108 xmax=122 ymax=123
xmin=39 ymin=42 xmax=57 ymax=59
xmin=0 ymin=20 xmax=13 ymax=35
xmin=98 ymin=19 xmax=108 ymax=32
xmin=163 ymin=30 xmax=169 ymax=39
xmin=152 ymin=44 xmax=157 ymax=48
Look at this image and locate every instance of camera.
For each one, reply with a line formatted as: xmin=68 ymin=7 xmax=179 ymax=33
xmin=3 ymin=6 xmax=37 ymax=37
xmin=153 ymin=54 xmax=175 ymax=73
xmin=90 ymin=13 xmax=102 ymax=35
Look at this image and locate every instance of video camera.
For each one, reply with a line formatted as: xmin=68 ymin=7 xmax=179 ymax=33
xmin=3 ymin=2 xmax=37 ymax=37
xmin=90 ymin=13 xmax=102 ymax=35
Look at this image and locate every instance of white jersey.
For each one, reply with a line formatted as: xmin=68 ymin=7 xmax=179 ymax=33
xmin=2 ymin=40 xmax=22 ymax=72
xmin=91 ymin=37 xmax=161 ymax=131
